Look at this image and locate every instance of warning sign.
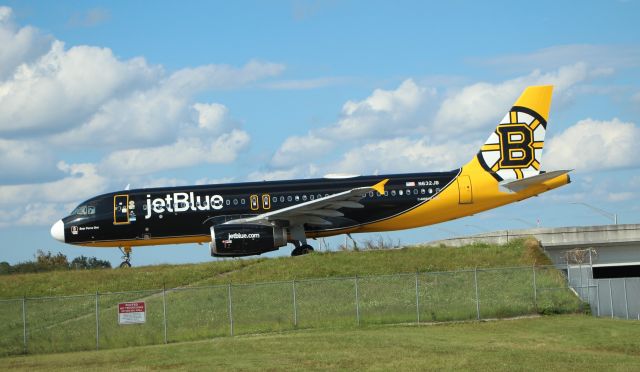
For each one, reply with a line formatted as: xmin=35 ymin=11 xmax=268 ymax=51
xmin=118 ymin=301 xmax=146 ymax=325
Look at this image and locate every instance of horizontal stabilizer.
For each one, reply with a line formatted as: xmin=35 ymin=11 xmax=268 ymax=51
xmin=499 ymin=170 xmax=571 ymax=193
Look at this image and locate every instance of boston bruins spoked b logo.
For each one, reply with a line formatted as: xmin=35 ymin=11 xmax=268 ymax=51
xmin=477 ymin=106 xmax=546 ymax=181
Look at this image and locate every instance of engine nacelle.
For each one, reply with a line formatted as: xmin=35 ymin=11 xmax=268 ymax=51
xmin=210 ymin=223 xmax=287 ymax=257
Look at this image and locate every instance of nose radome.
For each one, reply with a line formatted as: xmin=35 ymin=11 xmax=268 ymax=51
xmin=50 ymin=219 xmax=65 ymax=242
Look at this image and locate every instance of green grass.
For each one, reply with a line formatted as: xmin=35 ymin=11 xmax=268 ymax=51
xmin=0 ymin=239 xmax=583 ymax=356
xmin=0 ymin=239 xmax=551 ymax=298
xmin=1 ymin=315 xmax=639 ymax=371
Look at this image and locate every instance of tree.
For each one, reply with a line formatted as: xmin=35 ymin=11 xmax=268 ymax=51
xmin=70 ymin=255 xmax=111 ymax=269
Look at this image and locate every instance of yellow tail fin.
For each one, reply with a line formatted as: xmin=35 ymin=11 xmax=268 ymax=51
xmin=476 ymin=85 xmax=553 ymax=181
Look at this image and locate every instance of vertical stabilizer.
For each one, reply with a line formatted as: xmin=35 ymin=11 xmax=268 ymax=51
xmin=476 ymin=85 xmax=553 ymax=181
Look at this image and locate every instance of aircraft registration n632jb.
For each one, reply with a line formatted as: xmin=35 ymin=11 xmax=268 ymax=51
xmin=51 ymin=85 xmax=570 ymax=267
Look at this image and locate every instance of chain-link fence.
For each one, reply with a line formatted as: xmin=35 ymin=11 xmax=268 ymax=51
xmin=0 ymin=265 xmax=583 ymax=356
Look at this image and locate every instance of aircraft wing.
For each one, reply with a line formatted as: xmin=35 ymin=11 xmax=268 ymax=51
xmin=228 ymin=178 xmax=389 ymax=226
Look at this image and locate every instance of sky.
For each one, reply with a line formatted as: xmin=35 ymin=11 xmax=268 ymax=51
xmin=0 ymin=0 xmax=639 ymax=266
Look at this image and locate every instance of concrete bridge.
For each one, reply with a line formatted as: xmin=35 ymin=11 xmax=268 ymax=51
xmin=425 ymin=223 xmax=640 ymax=268
xmin=425 ymin=224 xmax=640 ymax=319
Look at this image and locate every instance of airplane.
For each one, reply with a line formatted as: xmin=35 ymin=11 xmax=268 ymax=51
xmin=50 ymin=85 xmax=570 ymax=268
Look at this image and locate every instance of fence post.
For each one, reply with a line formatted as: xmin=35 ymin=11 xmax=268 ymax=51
xmin=415 ymin=271 xmax=420 ymax=324
xmin=228 ymin=283 xmax=234 ymax=336
xmin=609 ymin=279 xmax=614 ymax=319
xmin=95 ymin=291 xmax=100 ymax=351
xmin=292 ymin=279 xmax=298 ymax=327
xmin=596 ymin=280 xmax=601 ymax=317
xmin=623 ymin=278 xmax=629 ymax=320
xmin=162 ymin=285 xmax=168 ymax=344
xmin=532 ymin=265 xmax=537 ymax=311
xmin=22 ymin=296 xmax=27 ymax=354
xmin=354 ymin=275 xmax=360 ymax=326
xmin=474 ymin=267 xmax=480 ymax=320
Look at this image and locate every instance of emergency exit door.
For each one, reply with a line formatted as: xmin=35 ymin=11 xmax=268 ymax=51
xmin=114 ymin=195 xmax=130 ymax=224
xmin=457 ymin=176 xmax=473 ymax=204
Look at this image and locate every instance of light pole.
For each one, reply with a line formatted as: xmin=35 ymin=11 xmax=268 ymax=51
xmin=569 ymin=202 xmax=618 ymax=225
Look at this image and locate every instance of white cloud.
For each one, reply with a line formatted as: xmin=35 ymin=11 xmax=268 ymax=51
xmin=545 ymin=118 xmax=640 ymax=171
xmin=100 ymin=129 xmax=250 ymax=176
xmin=476 ymin=44 xmax=640 ymax=72
xmin=0 ymin=41 xmax=160 ymax=136
xmin=434 ymin=63 xmax=598 ymax=139
xmin=193 ymin=103 xmax=231 ymax=133
xmin=248 ymin=165 xmax=318 ymax=182
xmin=331 ymin=138 xmax=475 ymax=175
xmin=269 ymin=79 xmax=433 ymax=168
xmin=264 ymin=77 xmax=348 ymax=90
xmin=0 ymin=6 xmax=53 ymax=80
xmin=0 ymin=161 xmax=107 ymax=207
xmin=0 ymin=139 xmax=61 ymax=183
xmin=67 ymin=8 xmax=110 ymax=28
xmin=607 ymin=192 xmax=635 ymax=202
xmin=270 ymin=134 xmax=332 ymax=168
xmin=48 ymin=60 xmax=280 ymax=149
xmin=332 ymin=79 xmax=430 ymax=138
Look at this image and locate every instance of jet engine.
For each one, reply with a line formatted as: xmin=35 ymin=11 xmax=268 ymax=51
xmin=210 ymin=223 xmax=287 ymax=257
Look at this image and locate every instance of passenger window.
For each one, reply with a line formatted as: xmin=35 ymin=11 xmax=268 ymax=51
xmin=88 ymin=206 xmax=96 ymax=214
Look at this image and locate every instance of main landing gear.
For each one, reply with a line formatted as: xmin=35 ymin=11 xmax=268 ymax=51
xmin=291 ymin=242 xmax=314 ymax=256
xmin=119 ymin=247 xmax=132 ymax=268
xmin=289 ymin=224 xmax=314 ymax=257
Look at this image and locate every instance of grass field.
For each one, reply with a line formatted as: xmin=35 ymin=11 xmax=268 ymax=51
xmin=0 ymin=239 xmax=585 ymax=356
xmin=0 ymin=239 xmax=553 ymax=298
xmin=1 ymin=315 xmax=639 ymax=371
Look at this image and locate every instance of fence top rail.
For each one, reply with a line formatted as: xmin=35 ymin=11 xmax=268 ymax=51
xmin=0 ymin=263 xmax=564 ymax=300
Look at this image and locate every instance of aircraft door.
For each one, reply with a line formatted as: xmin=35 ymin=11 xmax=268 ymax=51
xmin=457 ymin=176 xmax=473 ymax=204
xmin=114 ymin=195 xmax=130 ymax=224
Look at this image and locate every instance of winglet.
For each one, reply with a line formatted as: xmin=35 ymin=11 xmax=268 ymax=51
xmin=372 ymin=179 xmax=389 ymax=195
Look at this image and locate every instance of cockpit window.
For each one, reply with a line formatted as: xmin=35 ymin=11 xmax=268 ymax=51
xmin=72 ymin=205 xmax=96 ymax=215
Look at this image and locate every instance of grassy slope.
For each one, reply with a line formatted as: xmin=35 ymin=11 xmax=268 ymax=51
xmin=2 ymin=315 xmax=639 ymax=371
xmin=0 ymin=239 xmax=551 ymax=298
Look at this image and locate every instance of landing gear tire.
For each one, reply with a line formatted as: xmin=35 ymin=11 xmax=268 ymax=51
xmin=119 ymin=247 xmax=132 ymax=268
xmin=291 ymin=244 xmax=314 ymax=256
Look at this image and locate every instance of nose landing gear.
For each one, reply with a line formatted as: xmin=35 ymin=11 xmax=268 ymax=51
xmin=119 ymin=247 xmax=132 ymax=268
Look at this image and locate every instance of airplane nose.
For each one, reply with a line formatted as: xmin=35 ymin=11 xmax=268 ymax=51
xmin=50 ymin=219 xmax=65 ymax=242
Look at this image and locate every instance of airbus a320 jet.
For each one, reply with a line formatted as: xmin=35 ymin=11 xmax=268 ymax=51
xmin=51 ymin=85 xmax=570 ymax=267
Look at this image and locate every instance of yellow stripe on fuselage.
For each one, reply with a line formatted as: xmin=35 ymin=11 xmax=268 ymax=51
xmin=321 ymin=157 xmax=568 ymax=235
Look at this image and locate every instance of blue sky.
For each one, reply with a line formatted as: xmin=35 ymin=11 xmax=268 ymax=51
xmin=0 ymin=1 xmax=639 ymax=266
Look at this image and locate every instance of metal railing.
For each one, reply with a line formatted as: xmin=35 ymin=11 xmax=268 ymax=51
xmin=0 ymin=265 xmax=583 ymax=356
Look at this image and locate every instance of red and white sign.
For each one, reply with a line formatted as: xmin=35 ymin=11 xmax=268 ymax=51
xmin=118 ymin=301 xmax=146 ymax=325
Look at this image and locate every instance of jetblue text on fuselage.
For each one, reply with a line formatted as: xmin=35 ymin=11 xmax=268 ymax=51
xmin=145 ymin=192 xmax=224 ymax=219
